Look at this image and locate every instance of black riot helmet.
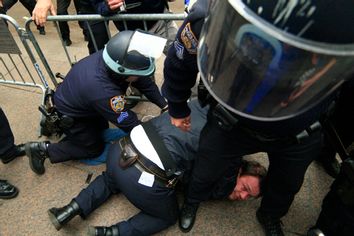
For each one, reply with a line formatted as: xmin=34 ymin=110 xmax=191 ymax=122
xmin=198 ymin=0 xmax=354 ymax=122
xmin=103 ymin=30 xmax=166 ymax=77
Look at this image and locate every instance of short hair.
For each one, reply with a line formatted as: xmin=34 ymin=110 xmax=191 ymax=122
xmin=240 ymin=160 xmax=267 ymax=197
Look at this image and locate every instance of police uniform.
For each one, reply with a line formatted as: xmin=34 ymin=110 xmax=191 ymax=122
xmin=73 ymin=100 xmax=238 ymax=235
xmin=162 ymin=0 xmax=354 ymax=232
xmin=47 ymin=50 xmax=167 ymax=163
xmin=79 ymin=0 xmax=174 ymax=54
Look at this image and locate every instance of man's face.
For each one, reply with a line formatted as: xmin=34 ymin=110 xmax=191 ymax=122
xmin=228 ymin=175 xmax=261 ymax=201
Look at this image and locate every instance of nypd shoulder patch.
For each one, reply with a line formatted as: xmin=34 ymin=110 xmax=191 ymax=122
xmin=110 ymin=95 xmax=125 ymax=113
xmin=180 ymin=22 xmax=198 ymax=54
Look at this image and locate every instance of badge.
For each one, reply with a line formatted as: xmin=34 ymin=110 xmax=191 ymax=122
xmin=110 ymin=95 xmax=125 ymax=113
xmin=180 ymin=23 xmax=198 ymax=54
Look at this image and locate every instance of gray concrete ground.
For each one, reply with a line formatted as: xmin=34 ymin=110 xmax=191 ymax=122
xmin=0 ymin=2 xmax=334 ymax=236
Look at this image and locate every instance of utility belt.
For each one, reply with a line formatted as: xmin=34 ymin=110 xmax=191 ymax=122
xmin=118 ymin=136 xmax=179 ymax=188
xmin=39 ymin=88 xmax=74 ymax=137
xmin=198 ymin=80 xmax=321 ymax=144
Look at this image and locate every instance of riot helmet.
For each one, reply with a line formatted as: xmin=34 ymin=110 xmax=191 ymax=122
xmin=103 ymin=30 xmax=167 ymax=77
xmin=198 ymin=0 xmax=354 ymax=122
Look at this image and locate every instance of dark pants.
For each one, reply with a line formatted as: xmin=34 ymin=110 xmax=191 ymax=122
xmin=186 ymin=110 xmax=322 ymax=219
xmin=74 ymin=143 xmax=178 ymax=236
xmin=315 ymin=162 xmax=354 ymax=236
xmin=82 ymin=20 xmax=116 ymax=54
xmin=56 ymin=0 xmax=83 ymax=40
xmin=2 ymin=0 xmax=43 ymax=29
xmin=47 ymin=116 xmax=108 ymax=163
xmin=0 ymin=108 xmax=16 ymax=158
xmin=3 ymin=0 xmax=35 ymax=14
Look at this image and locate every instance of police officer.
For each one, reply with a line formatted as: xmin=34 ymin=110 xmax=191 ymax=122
xmin=25 ymin=30 xmax=168 ymax=176
xmin=0 ymin=107 xmax=25 ymax=199
xmin=79 ymin=0 xmax=177 ymax=54
xmin=46 ymin=99 xmax=267 ymax=236
xmin=161 ymin=0 xmax=354 ymax=235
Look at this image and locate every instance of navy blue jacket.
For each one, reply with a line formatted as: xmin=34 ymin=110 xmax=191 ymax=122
xmin=54 ymin=50 xmax=167 ymax=132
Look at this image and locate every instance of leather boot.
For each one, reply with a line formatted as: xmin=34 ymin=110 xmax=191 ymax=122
xmin=88 ymin=226 xmax=119 ymax=236
xmin=1 ymin=144 xmax=25 ymax=164
xmin=48 ymin=200 xmax=81 ymax=230
xmin=256 ymin=209 xmax=285 ymax=236
xmin=179 ymin=202 xmax=199 ymax=233
xmin=0 ymin=179 xmax=19 ymax=199
xmin=25 ymin=141 xmax=50 ymax=175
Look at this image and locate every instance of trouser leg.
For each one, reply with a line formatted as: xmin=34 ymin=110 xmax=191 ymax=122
xmin=259 ymin=131 xmax=322 ymax=218
xmin=47 ymin=117 xmax=108 ymax=162
xmin=2 ymin=0 xmax=17 ymax=11
xmin=83 ymin=21 xmax=109 ymax=54
xmin=56 ymin=0 xmax=71 ymax=39
xmin=74 ymin=173 xmax=116 ymax=217
xmin=0 ymin=108 xmax=16 ymax=156
xmin=186 ymin=115 xmax=254 ymax=204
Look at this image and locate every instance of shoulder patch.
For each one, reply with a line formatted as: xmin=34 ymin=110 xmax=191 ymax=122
xmin=110 ymin=95 xmax=125 ymax=113
xmin=180 ymin=22 xmax=198 ymax=54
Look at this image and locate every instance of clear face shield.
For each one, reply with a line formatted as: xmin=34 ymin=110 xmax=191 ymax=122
xmin=103 ymin=31 xmax=167 ymax=77
xmin=198 ymin=0 xmax=354 ymax=121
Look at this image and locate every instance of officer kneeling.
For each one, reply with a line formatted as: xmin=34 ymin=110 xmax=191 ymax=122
xmin=46 ymin=100 xmax=267 ymax=236
xmin=24 ymin=30 xmax=168 ymax=175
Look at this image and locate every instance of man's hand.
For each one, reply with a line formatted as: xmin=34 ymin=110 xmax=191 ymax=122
xmin=32 ymin=0 xmax=56 ymax=26
xmin=106 ymin=0 xmax=124 ymax=11
xmin=171 ymin=116 xmax=191 ymax=132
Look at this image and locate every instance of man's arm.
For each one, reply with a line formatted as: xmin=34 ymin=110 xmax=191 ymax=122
xmin=161 ymin=0 xmax=208 ymax=132
xmin=131 ymin=76 xmax=168 ymax=110
xmin=32 ymin=0 xmax=56 ymax=26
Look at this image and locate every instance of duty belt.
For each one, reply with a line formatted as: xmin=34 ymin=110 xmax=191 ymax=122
xmin=118 ymin=136 xmax=178 ymax=188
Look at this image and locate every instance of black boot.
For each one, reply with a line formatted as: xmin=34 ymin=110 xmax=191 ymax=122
xmin=1 ymin=144 xmax=25 ymax=164
xmin=48 ymin=200 xmax=81 ymax=230
xmin=0 ymin=179 xmax=19 ymax=199
xmin=256 ymin=209 xmax=284 ymax=236
xmin=88 ymin=226 xmax=119 ymax=236
xmin=179 ymin=202 xmax=199 ymax=233
xmin=25 ymin=141 xmax=50 ymax=175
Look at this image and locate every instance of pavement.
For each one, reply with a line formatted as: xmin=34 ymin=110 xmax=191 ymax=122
xmin=0 ymin=2 xmax=335 ymax=236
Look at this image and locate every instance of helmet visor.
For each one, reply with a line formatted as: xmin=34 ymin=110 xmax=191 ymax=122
xmin=198 ymin=0 xmax=354 ymax=121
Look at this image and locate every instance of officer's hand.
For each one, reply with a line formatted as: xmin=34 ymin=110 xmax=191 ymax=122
xmin=171 ymin=116 xmax=191 ymax=132
xmin=32 ymin=0 xmax=56 ymax=26
xmin=106 ymin=0 xmax=124 ymax=11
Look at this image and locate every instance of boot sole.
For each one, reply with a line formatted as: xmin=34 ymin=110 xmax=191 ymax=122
xmin=25 ymin=143 xmax=45 ymax=175
xmin=0 ymin=188 xmax=19 ymax=199
xmin=47 ymin=210 xmax=62 ymax=231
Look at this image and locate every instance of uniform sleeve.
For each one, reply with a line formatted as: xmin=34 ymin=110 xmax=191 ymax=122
xmin=92 ymin=97 xmax=140 ymax=133
xmin=161 ymin=5 xmax=206 ymax=118
xmin=89 ymin=0 xmax=113 ymax=16
xmin=131 ymin=76 xmax=167 ymax=109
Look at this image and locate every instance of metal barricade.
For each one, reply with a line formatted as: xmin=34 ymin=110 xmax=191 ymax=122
xmin=24 ymin=13 xmax=186 ymax=88
xmin=0 ymin=14 xmax=50 ymax=93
